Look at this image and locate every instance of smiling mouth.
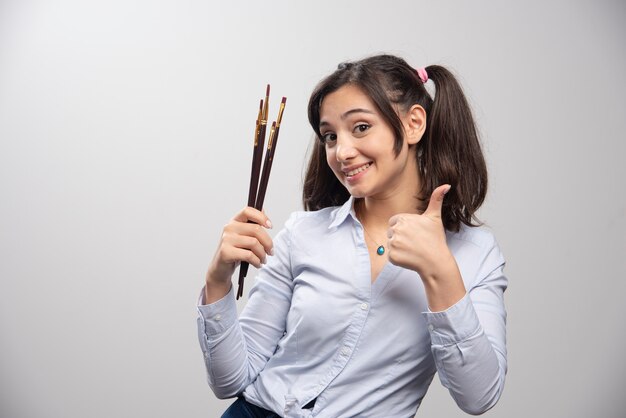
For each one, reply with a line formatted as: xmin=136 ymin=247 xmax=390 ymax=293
xmin=345 ymin=163 xmax=371 ymax=177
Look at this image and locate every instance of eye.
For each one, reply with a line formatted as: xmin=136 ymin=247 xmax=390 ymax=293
xmin=353 ymin=123 xmax=371 ymax=135
xmin=320 ymin=132 xmax=337 ymax=144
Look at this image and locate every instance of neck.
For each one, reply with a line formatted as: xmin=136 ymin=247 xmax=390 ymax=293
xmin=356 ymin=182 xmax=425 ymax=241
xmin=356 ymin=192 xmax=422 ymax=229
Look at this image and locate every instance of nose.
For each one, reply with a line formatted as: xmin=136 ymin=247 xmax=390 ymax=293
xmin=335 ymin=136 xmax=357 ymax=162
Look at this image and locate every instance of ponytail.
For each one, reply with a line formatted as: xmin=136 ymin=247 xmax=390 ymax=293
xmin=419 ymin=65 xmax=487 ymax=231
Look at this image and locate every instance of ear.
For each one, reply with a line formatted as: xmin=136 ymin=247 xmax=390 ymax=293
xmin=403 ymin=104 xmax=427 ymax=145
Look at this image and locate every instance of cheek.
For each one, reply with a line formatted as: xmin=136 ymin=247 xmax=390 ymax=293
xmin=325 ymin=148 xmax=336 ymax=169
xmin=325 ymin=150 xmax=343 ymax=180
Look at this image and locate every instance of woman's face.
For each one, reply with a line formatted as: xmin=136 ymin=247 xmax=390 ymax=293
xmin=318 ymin=84 xmax=422 ymax=201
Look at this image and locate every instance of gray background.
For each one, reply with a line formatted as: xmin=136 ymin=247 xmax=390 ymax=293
xmin=1 ymin=0 xmax=624 ymax=417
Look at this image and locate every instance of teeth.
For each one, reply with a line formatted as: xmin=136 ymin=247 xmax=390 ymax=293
xmin=347 ymin=163 xmax=371 ymax=176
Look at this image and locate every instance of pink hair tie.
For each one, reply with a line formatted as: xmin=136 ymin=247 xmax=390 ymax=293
xmin=416 ymin=67 xmax=428 ymax=83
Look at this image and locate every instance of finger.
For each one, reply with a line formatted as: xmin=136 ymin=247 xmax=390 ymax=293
xmin=224 ymin=222 xmax=274 ymax=257
xmin=232 ymin=206 xmax=273 ymax=229
xmin=230 ymin=247 xmax=263 ymax=269
xmin=423 ymin=184 xmax=451 ymax=218
xmin=388 ymin=214 xmax=402 ymax=227
xmin=221 ymin=234 xmax=268 ymax=266
xmin=236 ymin=235 xmax=269 ymax=265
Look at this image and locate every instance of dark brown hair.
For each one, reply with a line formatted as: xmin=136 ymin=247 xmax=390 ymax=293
xmin=303 ymin=54 xmax=487 ymax=232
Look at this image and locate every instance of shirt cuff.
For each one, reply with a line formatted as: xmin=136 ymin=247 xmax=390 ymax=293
xmin=197 ymin=285 xmax=238 ymax=335
xmin=422 ymin=293 xmax=481 ymax=346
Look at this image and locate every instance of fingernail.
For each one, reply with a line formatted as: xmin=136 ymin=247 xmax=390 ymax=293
xmin=269 ymin=247 xmax=275 ymax=256
xmin=266 ymin=219 xmax=273 ymax=229
xmin=443 ymin=185 xmax=452 ymax=195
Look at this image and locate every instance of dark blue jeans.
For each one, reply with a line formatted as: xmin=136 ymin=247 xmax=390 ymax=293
xmin=221 ymin=397 xmax=280 ymax=418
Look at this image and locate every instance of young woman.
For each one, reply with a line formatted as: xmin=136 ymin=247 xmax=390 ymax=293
xmin=197 ymin=54 xmax=507 ymax=418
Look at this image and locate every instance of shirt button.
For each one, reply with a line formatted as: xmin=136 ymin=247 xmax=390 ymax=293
xmin=360 ymin=303 xmax=368 ymax=310
xmin=428 ymin=324 xmax=434 ymax=332
xmin=215 ymin=314 xmax=222 ymax=321
xmin=341 ymin=346 xmax=351 ymax=356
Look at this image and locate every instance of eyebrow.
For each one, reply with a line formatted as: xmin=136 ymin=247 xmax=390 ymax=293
xmin=319 ymin=108 xmax=376 ymax=128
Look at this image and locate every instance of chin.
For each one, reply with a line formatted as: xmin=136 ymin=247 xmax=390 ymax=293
xmin=344 ymin=186 xmax=368 ymax=199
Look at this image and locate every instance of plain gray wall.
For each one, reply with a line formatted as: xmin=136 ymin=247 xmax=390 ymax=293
xmin=1 ymin=0 xmax=624 ymax=417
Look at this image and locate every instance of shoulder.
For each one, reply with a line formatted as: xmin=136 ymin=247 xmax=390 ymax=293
xmin=446 ymin=223 xmax=499 ymax=251
xmin=278 ymin=206 xmax=347 ymax=252
xmin=284 ymin=206 xmax=343 ymax=230
xmin=446 ymin=224 xmax=505 ymax=274
xmin=446 ymin=224 xmax=506 ymax=289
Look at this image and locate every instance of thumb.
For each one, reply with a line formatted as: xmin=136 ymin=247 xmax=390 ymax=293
xmin=424 ymin=184 xmax=452 ymax=218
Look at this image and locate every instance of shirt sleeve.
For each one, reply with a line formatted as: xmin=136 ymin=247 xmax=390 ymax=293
xmin=196 ymin=214 xmax=296 ymax=399
xmin=422 ymin=235 xmax=507 ymax=415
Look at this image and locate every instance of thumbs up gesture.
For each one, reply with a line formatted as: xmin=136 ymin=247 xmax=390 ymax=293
xmin=387 ymin=184 xmax=456 ymax=281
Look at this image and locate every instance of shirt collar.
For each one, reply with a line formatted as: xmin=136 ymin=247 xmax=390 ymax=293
xmin=328 ymin=196 xmax=359 ymax=229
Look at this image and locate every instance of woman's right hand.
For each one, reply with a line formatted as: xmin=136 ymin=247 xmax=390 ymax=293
xmin=204 ymin=207 xmax=274 ymax=302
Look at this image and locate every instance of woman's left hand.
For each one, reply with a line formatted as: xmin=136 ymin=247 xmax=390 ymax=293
xmin=388 ymin=184 xmax=466 ymax=310
xmin=387 ymin=184 xmax=465 ymax=311
xmin=387 ymin=184 xmax=455 ymax=281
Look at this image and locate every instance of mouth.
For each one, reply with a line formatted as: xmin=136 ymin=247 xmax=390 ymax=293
xmin=344 ymin=162 xmax=372 ymax=178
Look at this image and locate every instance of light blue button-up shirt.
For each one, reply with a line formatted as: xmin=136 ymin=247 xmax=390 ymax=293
xmin=197 ymin=198 xmax=507 ymax=417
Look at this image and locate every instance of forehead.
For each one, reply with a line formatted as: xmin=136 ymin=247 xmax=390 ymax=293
xmin=319 ymin=84 xmax=377 ymax=119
